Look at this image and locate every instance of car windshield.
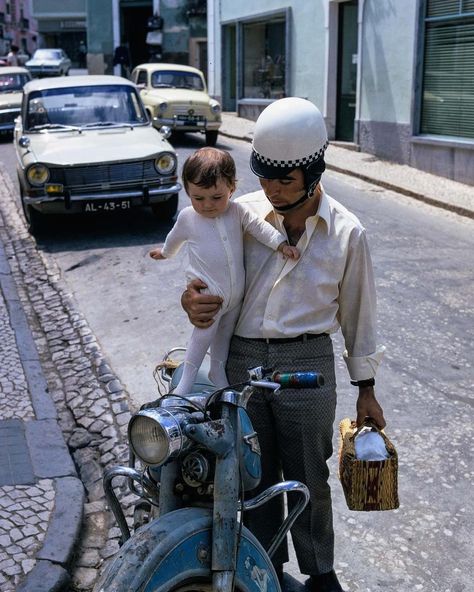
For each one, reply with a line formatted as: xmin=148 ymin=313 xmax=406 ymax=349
xmin=0 ymin=73 xmax=30 ymax=93
xmin=25 ymin=84 xmax=148 ymax=131
xmin=151 ymin=70 xmax=204 ymax=91
xmin=32 ymin=49 xmax=62 ymax=61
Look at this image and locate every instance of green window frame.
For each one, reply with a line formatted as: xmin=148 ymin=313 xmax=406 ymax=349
xmin=420 ymin=0 xmax=474 ymax=139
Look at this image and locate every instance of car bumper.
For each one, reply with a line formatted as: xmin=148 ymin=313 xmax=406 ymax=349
xmin=152 ymin=116 xmax=221 ymax=132
xmin=22 ymin=182 xmax=182 ymax=214
xmin=27 ymin=68 xmax=63 ymax=77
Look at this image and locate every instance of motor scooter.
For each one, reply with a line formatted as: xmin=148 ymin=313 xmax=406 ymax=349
xmin=95 ymin=348 xmax=324 ymax=592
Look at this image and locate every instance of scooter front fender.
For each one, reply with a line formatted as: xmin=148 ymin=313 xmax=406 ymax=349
xmin=94 ymin=507 xmax=280 ymax=592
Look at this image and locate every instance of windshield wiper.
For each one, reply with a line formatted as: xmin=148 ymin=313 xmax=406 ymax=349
xmin=80 ymin=121 xmax=134 ymax=129
xmin=30 ymin=123 xmax=82 ymax=131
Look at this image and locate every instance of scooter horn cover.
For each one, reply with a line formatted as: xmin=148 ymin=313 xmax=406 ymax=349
xmin=250 ymin=97 xmax=329 ymax=180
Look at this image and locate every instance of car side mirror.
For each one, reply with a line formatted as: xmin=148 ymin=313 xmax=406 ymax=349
xmin=137 ymin=83 xmax=146 ymax=90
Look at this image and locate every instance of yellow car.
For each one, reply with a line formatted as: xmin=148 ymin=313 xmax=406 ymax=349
xmin=132 ymin=63 xmax=222 ymax=146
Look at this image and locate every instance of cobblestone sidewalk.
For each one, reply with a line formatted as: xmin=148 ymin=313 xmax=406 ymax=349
xmin=0 ymin=167 xmax=133 ymax=590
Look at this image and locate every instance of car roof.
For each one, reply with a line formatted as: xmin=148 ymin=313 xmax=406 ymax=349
xmin=0 ymin=67 xmax=31 ymax=76
xmin=23 ymin=75 xmax=136 ymax=93
xmin=133 ymin=63 xmax=204 ymax=76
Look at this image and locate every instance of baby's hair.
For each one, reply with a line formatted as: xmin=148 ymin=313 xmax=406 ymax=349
xmin=182 ymin=147 xmax=236 ymax=193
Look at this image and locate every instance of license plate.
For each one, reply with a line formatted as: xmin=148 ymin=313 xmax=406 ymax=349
xmin=83 ymin=200 xmax=131 ymax=212
xmin=178 ymin=115 xmax=204 ymax=123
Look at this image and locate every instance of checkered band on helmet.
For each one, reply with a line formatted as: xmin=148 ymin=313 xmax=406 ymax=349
xmin=253 ymin=140 xmax=329 ymax=168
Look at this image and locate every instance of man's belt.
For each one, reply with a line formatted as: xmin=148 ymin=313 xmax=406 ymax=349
xmin=235 ymin=333 xmax=328 ymax=345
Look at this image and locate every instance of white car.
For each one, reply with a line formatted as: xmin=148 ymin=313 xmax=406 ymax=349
xmin=25 ymin=48 xmax=71 ymax=77
xmin=0 ymin=67 xmax=31 ymax=133
xmin=132 ymin=63 xmax=222 ymax=146
xmin=15 ymin=75 xmax=181 ymax=234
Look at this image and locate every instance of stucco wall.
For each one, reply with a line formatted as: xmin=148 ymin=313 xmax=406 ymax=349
xmin=360 ymin=0 xmax=417 ymax=125
xmin=87 ymin=0 xmax=114 ymax=74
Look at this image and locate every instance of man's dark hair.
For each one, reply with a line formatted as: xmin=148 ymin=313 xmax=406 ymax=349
xmin=182 ymin=147 xmax=236 ymax=193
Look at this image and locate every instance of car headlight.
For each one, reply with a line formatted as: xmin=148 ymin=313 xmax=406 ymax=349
xmin=128 ymin=408 xmax=189 ymax=466
xmin=154 ymin=152 xmax=176 ymax=175
xmin=158 ymin=101 xmax=168 ymax=113
xmin=210 ymin=101 xmax=222 ymax=114
xmin=26 ymin=164 xmax=50 ymax=186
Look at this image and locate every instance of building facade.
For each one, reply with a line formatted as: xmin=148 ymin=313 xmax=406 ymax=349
xmin=30 ymin=0 xmax=86 ymax=66
xmin=208 ymin=0 xmax=474 ymax=185
xmin=0 ymin=0 xmax=38 ymax=58
xmin=85 ymin=0 xmax=207 ymax=76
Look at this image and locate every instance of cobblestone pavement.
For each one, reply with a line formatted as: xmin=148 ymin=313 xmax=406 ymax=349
xmin=0 ymin=168 xmax=133 ymax=591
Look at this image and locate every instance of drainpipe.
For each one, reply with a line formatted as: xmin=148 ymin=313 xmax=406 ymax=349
xmin=207 ymin=0 xmax=216 ymax=97
xmin=112 ymin=0 xmax=120 ymax=76
xmin=355 ymin=0 xmax=366 ymax=147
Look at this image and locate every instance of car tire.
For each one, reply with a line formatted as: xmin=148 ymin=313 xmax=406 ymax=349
xmin=205 ymin=130 xmax=218 ymax=146
xmin=151 ymin=194 xmax=178 ymax=221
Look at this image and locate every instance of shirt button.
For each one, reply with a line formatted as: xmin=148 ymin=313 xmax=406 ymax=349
xmin=222 ymin=236 xmax=227 ymax=241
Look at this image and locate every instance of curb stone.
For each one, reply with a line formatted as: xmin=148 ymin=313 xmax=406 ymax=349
xmin=0 ymin=169 xmax=133 ymax=590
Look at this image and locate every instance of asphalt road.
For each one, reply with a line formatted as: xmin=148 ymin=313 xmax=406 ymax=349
xmin=1 ymin=132 xmax=473 ymax=591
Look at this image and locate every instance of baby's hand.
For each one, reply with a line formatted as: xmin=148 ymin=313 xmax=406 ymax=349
xmin=149 ymin=247 xmax=165 ymax=260
xmin=278 ymin=243 xmax=300 ymax=260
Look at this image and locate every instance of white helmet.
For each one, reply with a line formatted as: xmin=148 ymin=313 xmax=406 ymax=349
xmin=250 ymin=97 xmax=328 ymax=196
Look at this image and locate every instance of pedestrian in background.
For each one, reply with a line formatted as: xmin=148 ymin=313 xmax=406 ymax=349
xmin=6 ymin=44 xmax=19 ymax=67
xmin=182 ymin=97 xmax=386 ymax=592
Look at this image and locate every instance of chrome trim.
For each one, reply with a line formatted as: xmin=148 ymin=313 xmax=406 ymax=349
xmin=103 ymin=465 xmax=159 ymax=543
xmin=22 ymin=182 xmax=181 ymax=204
xmin=242 ymin=480 xmax=310 ymax=559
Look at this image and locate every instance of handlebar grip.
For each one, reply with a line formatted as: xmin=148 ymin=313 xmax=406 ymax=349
xmin=272 ymin=371 xmax=325 ymax=389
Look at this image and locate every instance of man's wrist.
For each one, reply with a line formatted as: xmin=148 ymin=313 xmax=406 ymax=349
xmin=350 ymin=378 xmax=375 ymax=388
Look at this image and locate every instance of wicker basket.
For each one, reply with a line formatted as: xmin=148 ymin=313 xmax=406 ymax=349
xmin=338 ymin=418 xmax=399 ymax=511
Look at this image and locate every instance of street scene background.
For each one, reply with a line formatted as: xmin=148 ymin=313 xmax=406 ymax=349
xmin=1 ymin=120 xmax=473 ymax=591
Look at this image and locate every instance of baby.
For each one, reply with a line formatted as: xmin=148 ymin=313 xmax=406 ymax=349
xmin=150 ymin=147 xmax=299 ymax=395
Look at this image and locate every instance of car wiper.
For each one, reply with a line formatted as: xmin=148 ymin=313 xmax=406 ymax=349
xmin=30 ymin=123 xmax=82 ymax=131
xmin=80 ymin=122 xmax=133 ymax=129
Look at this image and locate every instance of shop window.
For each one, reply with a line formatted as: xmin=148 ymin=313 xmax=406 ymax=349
xmin=242 ymin=19 xmax=285 ymax=99
xmin=420 ymin=0 xmax=474 ymax=138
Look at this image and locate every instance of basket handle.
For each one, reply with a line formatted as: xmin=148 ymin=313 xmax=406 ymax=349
xmin=351 ymin=416 xmax=384 ymax=440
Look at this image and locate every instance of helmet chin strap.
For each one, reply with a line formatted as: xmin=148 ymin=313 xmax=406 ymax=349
xmin=273 ymin=191 xmax=312 ymax=213
xmin=272 ymin=175 xmax=321 ymax=213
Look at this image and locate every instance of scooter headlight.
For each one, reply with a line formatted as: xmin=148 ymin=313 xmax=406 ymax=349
xmin=128 ymin=408 xmax=188 ymax=467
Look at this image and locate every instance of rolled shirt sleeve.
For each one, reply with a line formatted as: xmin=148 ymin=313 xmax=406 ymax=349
xmin=338 ymin=227 xmax=385 ymax=380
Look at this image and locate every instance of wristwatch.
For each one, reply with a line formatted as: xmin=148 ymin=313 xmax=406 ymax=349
xmin=350 ymin=378 xmax=375 ymax=388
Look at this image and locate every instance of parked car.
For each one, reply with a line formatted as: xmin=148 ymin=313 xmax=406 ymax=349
xmin=15 ymin=75 xmax=181 ymax=234
xmin=25 ymin=48 xmax=71 ymax=77
xmin=0 ymin=67 xmax=31 ymax=133
xmin=131 ymin=63 xmax=222 ymax=146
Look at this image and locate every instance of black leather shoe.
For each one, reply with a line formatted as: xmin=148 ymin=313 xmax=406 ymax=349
xmin=307 ymin=570 xmax=345 ymax=592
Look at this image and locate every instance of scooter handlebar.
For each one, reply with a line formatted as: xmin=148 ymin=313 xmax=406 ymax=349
xmin=272 ymin=371 xmax=325 ymax=389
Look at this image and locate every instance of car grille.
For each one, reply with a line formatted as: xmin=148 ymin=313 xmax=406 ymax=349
xmin=0 ymin=109 xmax=20 ymax=125
xmin=173 ymin=104 xmax=208 ymax=117
xmin=49 ymin=160 xmax=162 ymax=192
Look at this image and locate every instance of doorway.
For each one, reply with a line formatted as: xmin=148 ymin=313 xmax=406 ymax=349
xmin=222 ymin=24 xmax=237 ymax=112
xmin=120 ymin=1 xmax=153 ymax=69
xmin=336 ymin=0 xmax=358 ymax=141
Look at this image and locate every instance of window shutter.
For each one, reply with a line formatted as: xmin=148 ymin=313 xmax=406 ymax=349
xmin=421 ymin=19 xmax=474 ymax=138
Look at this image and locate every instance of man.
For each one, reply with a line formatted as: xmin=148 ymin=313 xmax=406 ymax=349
xmin=6 ymin=44 xmax=19 ymax=67
xmin=182 ymin=97 xmax=386 ymax=592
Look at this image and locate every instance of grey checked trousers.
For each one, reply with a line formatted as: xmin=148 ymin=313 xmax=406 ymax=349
xmin=226 ymin=334 xmax=337 ymax=576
